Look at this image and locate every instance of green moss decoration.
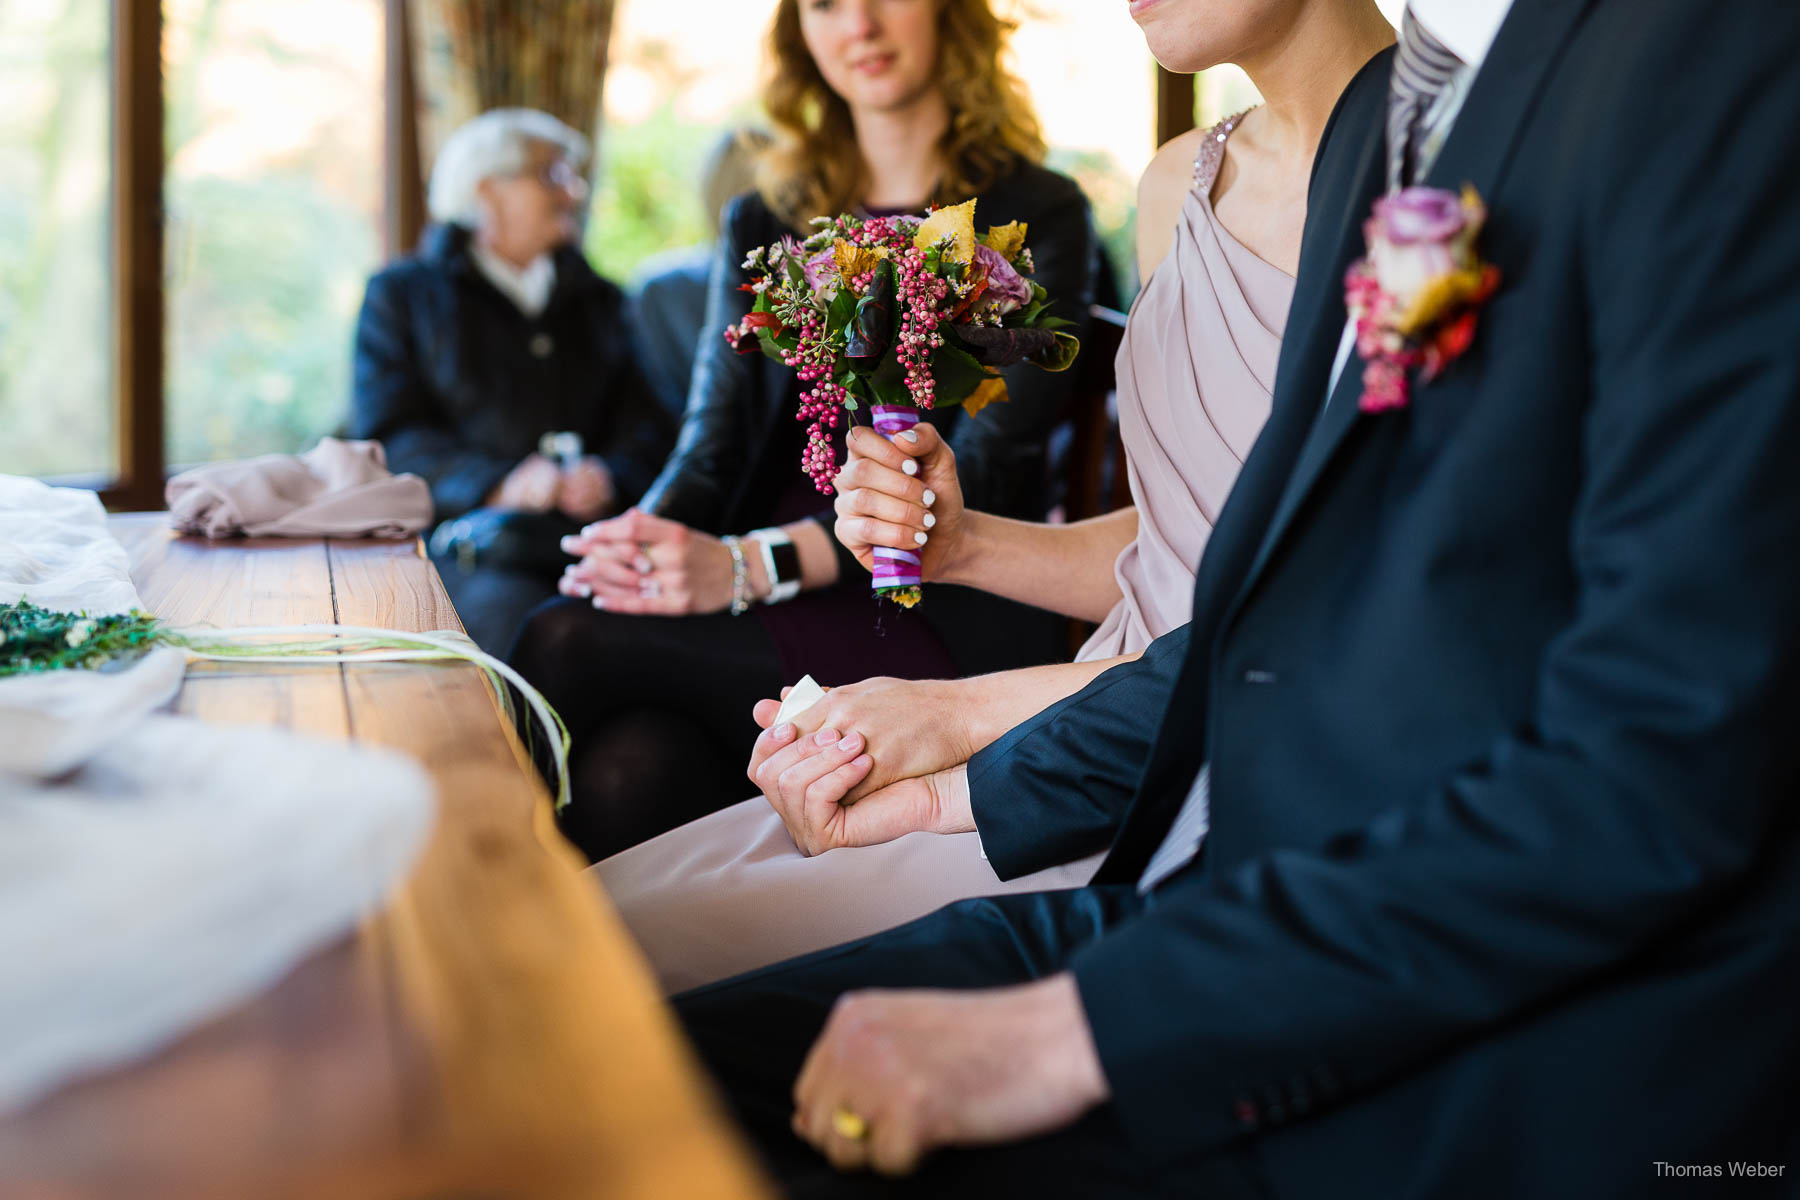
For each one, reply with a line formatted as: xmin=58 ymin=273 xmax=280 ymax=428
xmin=0 ymin=599 xmax=165 ymax=677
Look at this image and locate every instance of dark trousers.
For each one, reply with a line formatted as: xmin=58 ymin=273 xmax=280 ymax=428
xmin=674 ymin=886 xmax=1272 ymax=1199
xmin=507 ymin=596 xmax=786 ymax=859
xmin=429 ymin=550 xmax=560 ymax=657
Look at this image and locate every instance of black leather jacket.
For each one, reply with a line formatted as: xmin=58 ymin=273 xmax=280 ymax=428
xmin=349 ymin=224 xmax=676 ymax=522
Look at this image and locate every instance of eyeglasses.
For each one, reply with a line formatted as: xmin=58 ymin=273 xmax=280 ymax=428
xmin=533 ymin=158 xmax=587 ymax=198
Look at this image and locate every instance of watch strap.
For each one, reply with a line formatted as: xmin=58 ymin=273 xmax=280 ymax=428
xmin=748 ymin=527 xmax=803 ymax=604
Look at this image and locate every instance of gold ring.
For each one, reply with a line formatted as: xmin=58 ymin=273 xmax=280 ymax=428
xmin=830 ymin=1106 xmax=870 ymax=1141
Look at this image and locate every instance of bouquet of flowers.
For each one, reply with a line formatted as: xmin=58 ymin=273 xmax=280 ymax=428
xmin=726 ymin=198 xmax=1079 ymax=607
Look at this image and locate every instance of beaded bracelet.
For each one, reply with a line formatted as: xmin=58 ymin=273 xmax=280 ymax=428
xmin=721 ymin=535 xmax=752 ymax=616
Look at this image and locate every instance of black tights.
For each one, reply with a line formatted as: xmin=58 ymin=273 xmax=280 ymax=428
xmin=508 ymin=597 xmax=785 ymax=862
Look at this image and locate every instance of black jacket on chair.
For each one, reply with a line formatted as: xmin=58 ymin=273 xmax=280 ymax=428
xmin=348 ymin=223 xmax=675 ymax=522
xmin=966 ymin=2 xmax=1800 ymax=1193
xmin=637 ymin=160 xmax=1101 ymax=676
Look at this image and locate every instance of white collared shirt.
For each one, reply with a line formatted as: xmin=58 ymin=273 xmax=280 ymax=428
xmin=1408 ymin=0 xmax=1514 ymax=67
xmin=470 ymin=241 xmax=557 ymax=319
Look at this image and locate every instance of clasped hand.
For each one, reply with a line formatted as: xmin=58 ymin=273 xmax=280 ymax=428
xmin=490 ymin=452 xmax=615 ymax=523
xmin=558 ymin=507 xmax=736 ymax=615
xmin=745 ymin=678 xmax=978 ymax=856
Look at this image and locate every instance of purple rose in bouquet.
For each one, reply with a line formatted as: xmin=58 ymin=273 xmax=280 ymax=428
xmin=973 ymin=244 xmax=1032 ymax=313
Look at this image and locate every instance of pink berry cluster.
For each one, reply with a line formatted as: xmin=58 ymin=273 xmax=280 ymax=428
xmin=892 ymin=246 xmax=950 ymax=412
xmin=1345 ymin=260 xmax=1415 ymax=413
xmin=744 ymin=212 xmax=972 ymax=493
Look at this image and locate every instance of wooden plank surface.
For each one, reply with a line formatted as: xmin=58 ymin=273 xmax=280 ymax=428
xmin=0 ymin=516 xmax=771 ymax=1200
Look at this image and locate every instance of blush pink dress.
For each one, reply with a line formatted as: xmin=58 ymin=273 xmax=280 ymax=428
xmin=593 ymin=114 xmax=1295 ymax=992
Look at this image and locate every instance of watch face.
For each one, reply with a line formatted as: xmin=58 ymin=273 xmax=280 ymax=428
xmin=770 ymin=539 xmax=802 ymax=587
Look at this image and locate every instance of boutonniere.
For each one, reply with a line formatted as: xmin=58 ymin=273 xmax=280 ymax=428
xmin=1343 ymin=185 xmax=1501 ymax=413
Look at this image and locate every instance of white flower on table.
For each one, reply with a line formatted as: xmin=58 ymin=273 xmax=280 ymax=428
xmin=64 ymin=619 xmax=96 ymax=648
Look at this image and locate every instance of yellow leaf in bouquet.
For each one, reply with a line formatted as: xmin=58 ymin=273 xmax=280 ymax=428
xmin=832 ymin=239 xmax=886 ymax=287
xmin=961 ymin=375 xmax=1010 ymax=418
xmin=914 ymin=199 xmax=978 ymax=265
xmin=982 ymin=221 xmax=1027 ymax=260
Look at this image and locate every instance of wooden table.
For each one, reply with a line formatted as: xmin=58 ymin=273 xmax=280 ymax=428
xmin=0 ymin=516 xmax=772 ymax=1200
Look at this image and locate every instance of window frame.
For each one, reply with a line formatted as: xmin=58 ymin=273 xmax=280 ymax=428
xmin=89 ymin=8 xmax=1177 ymax=510
xmin=95 ymin=0 xmax=410 ymax=511
xmin=98 ymin=0 xmax=165 ymax=512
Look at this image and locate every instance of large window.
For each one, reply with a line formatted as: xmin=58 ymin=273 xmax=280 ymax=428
xmin=0 ymin=0 xmax=114 ymax=479
xmin=164 ymin=0 xmax=383 ymax=467
xmin=0 ymin=0 xmax=383 ymax=496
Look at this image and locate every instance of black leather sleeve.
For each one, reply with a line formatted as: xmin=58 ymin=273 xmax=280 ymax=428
xmin=589 ymin=329 xmax=678 ymax=510
xmin=634 ymin=196 xmax=763 ymax=529
xmin=348 ymin=270 xmax=516 ymax=521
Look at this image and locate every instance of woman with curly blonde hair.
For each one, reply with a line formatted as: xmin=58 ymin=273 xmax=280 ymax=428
xmin=511 ymin=0 xmax=1100 ymax=860
xmin=756 ymin=0 xmax=1046 ymax=230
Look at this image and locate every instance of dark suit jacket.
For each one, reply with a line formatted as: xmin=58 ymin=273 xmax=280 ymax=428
xmin=967 ymin=3 xmax=1800 ymax=1192
xmin=636 ymin=162 xmax=1101 ymax=676
xmin=627 ymin=243 xmax=714 ymax=424
xmin=349 ymin=224 xmax=675 ymax=522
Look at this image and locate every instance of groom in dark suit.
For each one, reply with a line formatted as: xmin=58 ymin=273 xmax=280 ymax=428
xmin=673 ymin=1 xmax=1800 ymax=1195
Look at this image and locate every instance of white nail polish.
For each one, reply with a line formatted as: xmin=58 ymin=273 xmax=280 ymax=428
xmin=914 ymin=531 xmax=929 ymax=545
xmin=900 ymin=429 xmax=919 ymax=443
xmin=902 ymin=460 xmax=918 ymax=476
xmin=923 ymin=513 xmax=936 ymax=529
xmin=576 ymin=583 xmax=592 ymax=597
xmin=591 ymin=595 xmax=607 ymax=610
xmin=923 ymin=489 xmax=936 ymax=506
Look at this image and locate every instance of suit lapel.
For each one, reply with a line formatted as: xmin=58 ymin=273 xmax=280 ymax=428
xmin=1228 ymin=0 xmax=1595 ymax=612
xmin=1090 ymin=51 xmax=1396 ymax=887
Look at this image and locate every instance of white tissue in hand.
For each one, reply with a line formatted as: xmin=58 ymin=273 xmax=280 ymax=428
xmin=775 ymin=674 xmax=827 ymax=725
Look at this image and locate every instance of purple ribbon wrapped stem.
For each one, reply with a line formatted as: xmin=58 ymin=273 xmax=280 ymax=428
xmin=869 ymin=405 xmax=923 ymax=607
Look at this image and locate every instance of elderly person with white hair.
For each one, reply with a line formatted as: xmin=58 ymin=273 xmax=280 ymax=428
xmin=349 ymin=108 xmax=674 ymax=653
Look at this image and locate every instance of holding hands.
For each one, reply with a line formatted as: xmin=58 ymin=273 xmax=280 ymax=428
xmin=746 ymin=680 xmax=977 ymax=856
xmin=833 ymin=424 xmax=967 ymax=582
xmin=745 ymin=717 xmax=970 ymax=858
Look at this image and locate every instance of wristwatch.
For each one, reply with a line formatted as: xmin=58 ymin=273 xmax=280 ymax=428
xmin=748 ymin=527 xmax=803 ymax=605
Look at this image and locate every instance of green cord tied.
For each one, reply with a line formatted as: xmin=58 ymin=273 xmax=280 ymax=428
xmin=1 ymin=600 xmax=571 ymax=810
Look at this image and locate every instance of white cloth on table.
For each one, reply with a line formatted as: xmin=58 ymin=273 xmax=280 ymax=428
xmin=0 ymin=715 xmax=436 ymax=1115
xmin=0 ymin=473 xmax=438 ymax=1115
xmin=0 ymin=476 xmax=143 ymax=616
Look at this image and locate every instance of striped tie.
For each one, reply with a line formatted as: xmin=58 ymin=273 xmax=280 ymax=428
xmin=1388 ymin=7 xmax=1464 ymax=189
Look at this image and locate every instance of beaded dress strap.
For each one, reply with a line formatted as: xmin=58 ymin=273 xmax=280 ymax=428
xmin=1193 ymin=108 xmax=1256 ymax=194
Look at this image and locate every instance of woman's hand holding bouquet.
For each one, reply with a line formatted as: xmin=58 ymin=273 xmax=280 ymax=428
xmin=831 ymin=424 xmax=968 ymax=583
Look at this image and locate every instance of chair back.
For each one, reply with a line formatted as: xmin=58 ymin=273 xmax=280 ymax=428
xmin=1058 ymin=304 xmax=1130 ymax=524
